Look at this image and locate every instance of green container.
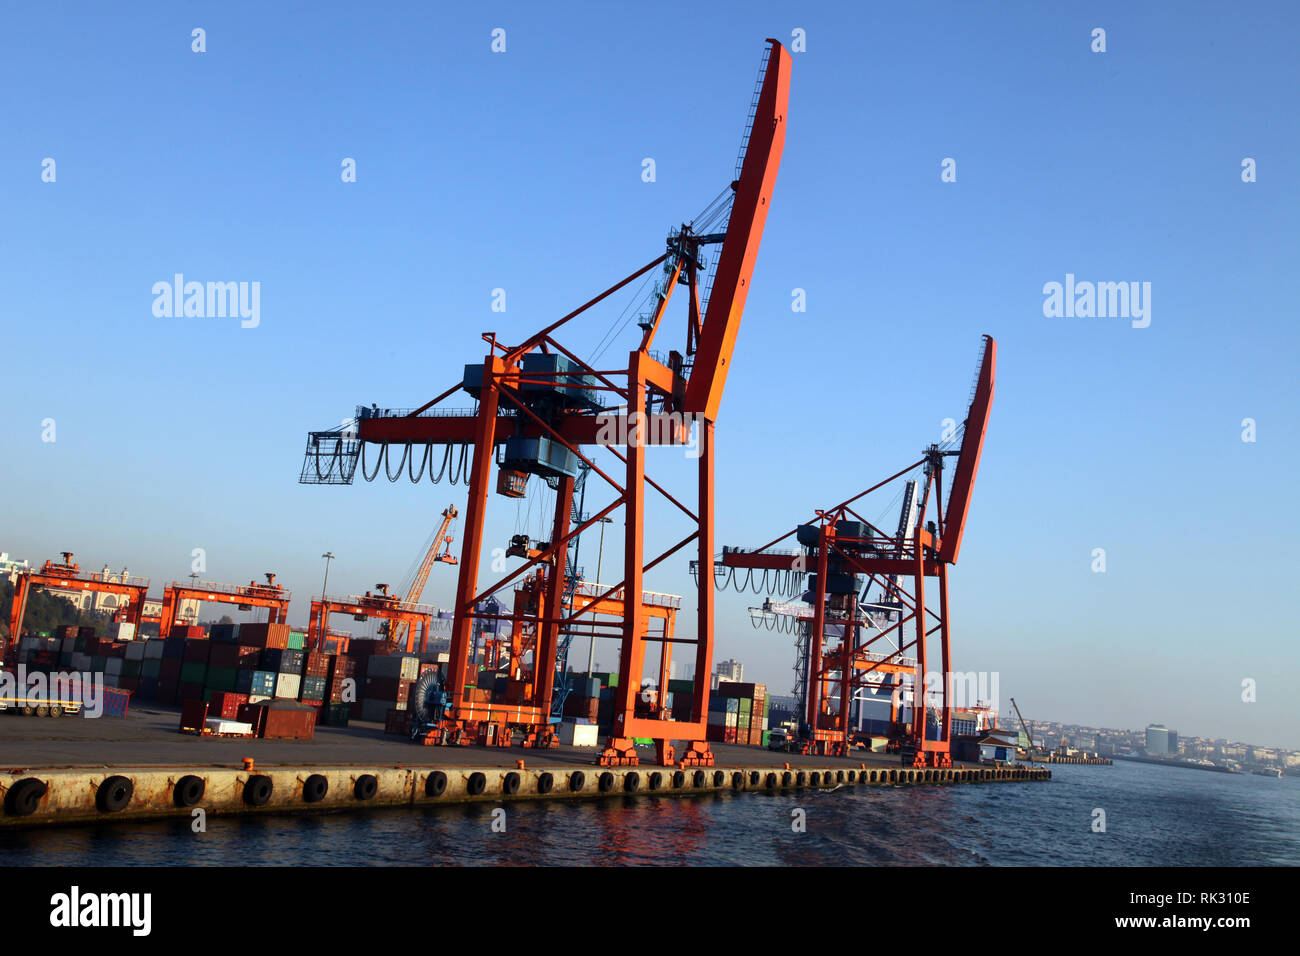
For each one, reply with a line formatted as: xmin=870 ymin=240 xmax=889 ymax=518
xmin=287 ymin=630 xmax=306 ymax=650
xmin=180 ymin=661 xmax=207 ymax=685
xmin=738 ymin=715 xmax=750 ymax=730
xmin=739 ymin=699 xmax=752 ymax=715
xmin=206 ymin=667 xmax=238 ymax=691
xmin=761 ymin=731 xmax=771 ymax=748
xmin=320 ymin=702 xmax=350 ymax=727
xmin=142 ymin=658 xmax=161 ymax=679
xmin=121 ymin=659 xmax=142 ymax=679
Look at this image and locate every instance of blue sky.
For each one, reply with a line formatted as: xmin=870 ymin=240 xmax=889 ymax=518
xmin=2 ymin=2 xmax=1296 ymax=748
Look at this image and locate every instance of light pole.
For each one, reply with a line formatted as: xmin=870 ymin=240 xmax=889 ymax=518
xmin=585 ymin=517 xmax=613 ymax=676
xmin=321 ymin=552 xmax=335 ymax=599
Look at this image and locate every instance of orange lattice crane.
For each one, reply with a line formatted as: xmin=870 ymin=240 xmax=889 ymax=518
xmin=389 ymin=506 xmax=458 ymax=648
xmin=300 ymin=40 xmax=791 ymax=765
xmin=709 ymin=336 xmax=996 ymax=766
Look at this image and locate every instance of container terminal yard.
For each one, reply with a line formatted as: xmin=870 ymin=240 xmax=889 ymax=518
xmin=0 ymin=39 xmax=1052 ymax=831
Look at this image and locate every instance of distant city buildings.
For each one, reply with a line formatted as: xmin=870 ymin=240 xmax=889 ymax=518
xmin=712 ymin=658 xmax=743 ymax=689
xmin=1 ymin=552 xmax=30 ymax=584
xmin=1145 ymin=723 xmax=1179 ymax=756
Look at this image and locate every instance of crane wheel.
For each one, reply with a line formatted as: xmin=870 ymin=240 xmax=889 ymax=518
xmin=354 ymin=774 xmax=378 ymax=801
xmin=425 ymin=771 xmax=448 ymax=798
xmin=568 ymin=771 xmax=586 ymax=792
xmin=173 ymin=775 xmax=205 ymax=808
xmin=96 ymin=775 xmax=133 ymax=813
xmin=302 ymin=774 xmax=329 ymax=803
xmin=243 ymin=774 xmax=273 ymax=806
xmin=466 ymin=772 xmax=487 ymax=796
xmin=5 ymin=777 xmax=47 ymax=816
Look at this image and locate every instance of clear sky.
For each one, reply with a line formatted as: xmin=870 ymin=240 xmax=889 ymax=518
xmin=2 ymin=2 xmax=1296 ymax=749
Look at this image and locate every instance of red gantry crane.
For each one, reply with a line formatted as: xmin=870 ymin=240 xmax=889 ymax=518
xmin=704 ymin=336 xmax=996 ymax=766
xmin=300 ymin=40 xmax=791 ymax=766
xmin=4 ymin=553 xmax=150 ymax=662
xmin=306 ymin=585 xmax=436 ymax=655
xmin=157 ymin=574 xmax=290 ymax=638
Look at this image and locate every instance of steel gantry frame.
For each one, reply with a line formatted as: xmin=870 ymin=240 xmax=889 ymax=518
xmin=306 ymin=586 xmax=435 ymax=655
xmin=157 ymin=574 xmax=290 ymax=639
xmin=707 ymin=336 xmax=996 ymax=766
xmin=299 ymin=40 xmax=791 ymax=766
xmin=4 ymin=553 xmax=150 ymax=662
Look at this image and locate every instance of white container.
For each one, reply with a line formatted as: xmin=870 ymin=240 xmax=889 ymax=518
xmin=205 ymin=717 xmax=253 ymax=736
xmin=274 ymin=673 xmax=301 ymax=699
xmin=107 ymin=622 xmax=136 ymax=641
xmin=248 ymin=694 xmax=271 ymax=704
xmin=558 ymin=721 xmax=600 ymax=747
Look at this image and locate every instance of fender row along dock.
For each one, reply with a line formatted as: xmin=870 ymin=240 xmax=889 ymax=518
xmin=0 ymin=714 xmax=1049 ymax=829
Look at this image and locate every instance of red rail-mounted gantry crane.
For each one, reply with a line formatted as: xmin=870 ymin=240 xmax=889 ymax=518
xmin=703 ymin=336 xmax=996 ymax=766
xmin=300 ymin=40 xmax=791 ymax=766
xmin=4 ymin=553 xmax=150 ymax=662
xmin=157 ymin=574 xmax=290 ymax=638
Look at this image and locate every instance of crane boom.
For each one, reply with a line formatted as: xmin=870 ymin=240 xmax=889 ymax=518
xmin=938 ymin=335 xmax=996 ymax=565
xmin=682 ymin=38 xmax=791 ymax=422
xmin=390 ymin=506 xmax=458 ymax=647
xmin=1009 ymin=697 xmax=1037 ymax=754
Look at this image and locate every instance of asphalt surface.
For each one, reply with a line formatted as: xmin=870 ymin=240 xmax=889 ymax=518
xmin=0 ymin=705 xmax=939 ymax=772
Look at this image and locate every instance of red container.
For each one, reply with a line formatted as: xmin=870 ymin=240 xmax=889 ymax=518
xmin=238 ymin=622 xmax=289 ymax=650
xmin=178 ymin=681 xmax=204 ymax=702
xmin=261 ymin=703 xmax=315 ymax=740
xmin=78 ymin=626 xmax=97 ymax=640
xmin=171 ymin=624 xmax=205 ymax=640
xmin=385 ymin=709 xmax=411 ymax=736
xmin=156 ymin=679 xmax=179 ymax=705
xmin=235 ymin=645 xmax=262 ymax=669
xmin=209 ymin=691 xmax=249 ymax=719
xmin=304 ymin=652 xmax=331 ymax=677
xmin=160 ymin=658 xmax=183 ymax=680
xmin=179 ymin=700 xmax=208 ymax=733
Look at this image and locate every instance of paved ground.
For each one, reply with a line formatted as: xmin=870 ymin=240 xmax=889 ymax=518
xmin=0 ymin=705 xmax=943 ymax=772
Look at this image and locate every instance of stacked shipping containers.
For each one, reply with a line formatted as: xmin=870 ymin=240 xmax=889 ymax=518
xmin=707 ymin=682 xmax=769 ymax=746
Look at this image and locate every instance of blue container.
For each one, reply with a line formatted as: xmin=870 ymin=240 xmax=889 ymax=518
xmin=209 ymin=623 xmax=240 ymax=644
xmin=250 ymin=670 xmax=277 ymax=696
